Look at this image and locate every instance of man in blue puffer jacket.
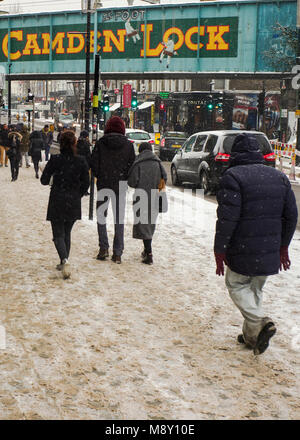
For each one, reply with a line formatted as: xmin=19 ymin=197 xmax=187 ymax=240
xmin=214 ymin=133 xmax=298 ymax=355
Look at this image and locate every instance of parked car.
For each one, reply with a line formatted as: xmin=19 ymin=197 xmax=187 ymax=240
xmin=159 ymin=131 xmax=187 ymax=161
xmin=125 ymin=128 xmax=155 ymax=154
xmin=171 ymin=130 xmax=275 ymax=194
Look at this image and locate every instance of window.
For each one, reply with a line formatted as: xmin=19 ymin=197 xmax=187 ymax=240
xmin=204 ymin=135 xmax=218 ymax=153
xmin=222 ymin=134 xmax=272 ymax=155
xmin=193 ymin=135 xmax=207 ymax=152
xmin=183 ymin=136 xmax=196 ymax=152
xmin=127 ymin=132 xmax=151 ymax=141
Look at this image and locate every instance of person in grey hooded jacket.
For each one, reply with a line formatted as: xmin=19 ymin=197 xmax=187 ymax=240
xmin=128 ymin=142 xmax=167 ymax=265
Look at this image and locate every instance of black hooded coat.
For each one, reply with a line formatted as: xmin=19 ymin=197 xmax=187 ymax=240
xmin=214 ymin=133 xmax=298 ymax=276
xmin=91 ymin=133 xmax=135 ymax=192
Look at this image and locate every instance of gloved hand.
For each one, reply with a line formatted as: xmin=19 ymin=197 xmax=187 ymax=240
xmin=215 ymin=253 xmax=226 ymax=276
xmin=280 ymin=246 xmax=291 ymax=271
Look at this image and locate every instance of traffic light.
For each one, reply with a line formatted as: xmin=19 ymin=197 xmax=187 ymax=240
xmin=258 ymin=92 xmax=265 ymax=115
xmin=207 ymin=102 xmax=214 ymax=111
xmin=131 ymin=89 xmax=138 ymax=109
xmin=159 ymin=103 xmax=165 ymax=111
xmin=215 ymin=93 xmax=224 ymax=109
xmin=102 ymin=94 xmax=109 ymax=112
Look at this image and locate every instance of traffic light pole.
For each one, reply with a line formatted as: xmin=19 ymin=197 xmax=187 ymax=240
xmin=84 ymin=0 xmax=91 ymax=133
xmin=8 ymin=63 xmax=12 ymax=125
xmin=89 ymin=54 xmax=100 ymax=221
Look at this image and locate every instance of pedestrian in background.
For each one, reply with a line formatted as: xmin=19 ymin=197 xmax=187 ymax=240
xmin=0 ymin=124 xmax=10 ymax=168
xmin=41 ymin=124 xmax=53 ymax=161
xmin=29 ymin=130 xmax=44 ymax=179
xmin=77 ymin=130 xmax=91 ymax=169
xmin=41 ymin=130 xmax=89 ymax=279
xmin=19 ymin=124 xmax=31 ymax=168
xmin=7 ymin=125 xmax=22 ymax=181
xmin=91 ymin=116 xmax=135 ymax=264
xmin=128 ymin=142 xmax=167 ymax=265
xmin=214 ymin=133 xmax=298 ymax=355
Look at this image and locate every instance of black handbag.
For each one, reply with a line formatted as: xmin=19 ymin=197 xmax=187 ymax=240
xmin=158 ymin=162 xmax=168 ymax=213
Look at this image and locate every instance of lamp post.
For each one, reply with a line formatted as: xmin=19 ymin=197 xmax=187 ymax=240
xmin=8 ymin=63 xmax=12 ymax=125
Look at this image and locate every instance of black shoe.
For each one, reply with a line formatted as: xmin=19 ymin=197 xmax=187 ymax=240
xmin=111 ymin=254 xmax=121 ymax=264
xmin=142 ymin=252 xmax=153 ymax=265
xmin=35 ymin=173 xmax=39 ymax=179
xmin=253 ymin=322 xmax=277 ymax=355
xmin=96 ymin=248 xmax=109 ymax=260
xmin=237 ymin=334 xmax=245 ymax=344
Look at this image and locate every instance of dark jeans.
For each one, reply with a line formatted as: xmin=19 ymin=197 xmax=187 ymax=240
xmin=96 ymin=191 xmax=126 ymax=256
xmin=143 ymin=239 xmax=152 ymax=254
xmin=45 ymin=145 xmax=51 ymax=161
xmin=51 ymin=220 xmax=75 ymax=263
xmin=9 ymin=156 xmax=19 ymax=181
xmin=32 ymin=158 xmax=39 ymax=176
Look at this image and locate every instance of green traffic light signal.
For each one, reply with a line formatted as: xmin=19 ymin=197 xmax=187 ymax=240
xmin=207 ymin=102 xmax=214 ymax=111
xmin=131 ymin=99 xmax=137 ymax=108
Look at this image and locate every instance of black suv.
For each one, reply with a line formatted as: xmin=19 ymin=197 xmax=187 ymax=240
xmin=171 ymin=130 xmax=275 ymax=194
xmin=159 ymin=131 xmax=187 ymax=161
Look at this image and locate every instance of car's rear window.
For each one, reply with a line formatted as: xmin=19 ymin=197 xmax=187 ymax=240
xmin=127 ymin=132 xmax=151 ymax=141
xmin=165 ymin=132 xmax=186 ymax=138
xmin=222 ymin=134 xmax=272 ymax=155
xmin=165 ymin=138 xmax=186 ymax=147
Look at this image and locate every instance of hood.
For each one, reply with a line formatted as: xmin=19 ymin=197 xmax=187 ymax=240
xmin=30 ymin=130 xmax=43 ymax=139
xmin=8 ymin=131 xmax=22 ymax=139
xmin=100 ymin=133 xmax=129 ymax=150
xmin=229 ymin=133 xmax=264 ymax=167
xmin=134 ymin=149 xmax=160 ymax=165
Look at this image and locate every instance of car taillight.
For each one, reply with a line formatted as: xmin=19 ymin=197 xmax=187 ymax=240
xmin=129 ymin=139 xmax=135 ymax=143
xmin=161 ymin=138 xmax=165 ymax=147
xmin=215 ymin=153 xmax=230 ymax=162
xmin=149 ymin=139 xmax=154 ymax=144
xmin=264 ymin=152 xmax=276 ymax=161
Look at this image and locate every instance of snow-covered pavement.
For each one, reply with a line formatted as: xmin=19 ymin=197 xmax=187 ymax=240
xmin=0 ymin=165 xmax=299 ymax=420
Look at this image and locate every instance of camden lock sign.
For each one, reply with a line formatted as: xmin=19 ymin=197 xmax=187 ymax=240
xmin=0 ymin=1 xmax=296 ymax=75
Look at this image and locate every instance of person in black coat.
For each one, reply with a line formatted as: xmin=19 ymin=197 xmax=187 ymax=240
xmin=29 ymin=130 xmax=44 ymax=179
xmin=41 ymin=130 xmax=90 ymax=279
xmin=214 ymin=133 xmax=298 ymax=355
xmin=7 ymin=127 xmax=22 ymax=181
xmin=76 ymin=130 xmax=91 ymax=169
xmin=91 ymin=116 xmax=135 ymax=264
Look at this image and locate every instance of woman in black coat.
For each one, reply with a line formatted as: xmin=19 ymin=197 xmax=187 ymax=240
xmin=7 ymin=128 xmax=22 ymax=181
xmin=29 ymin=130 xmax=44 ymax=178
xmin=41 ymin=130 xmax=90 ymax=279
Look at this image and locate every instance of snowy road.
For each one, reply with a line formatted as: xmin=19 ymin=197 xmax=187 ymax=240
xmin=0 ymin=165 xmax=299 ymax=420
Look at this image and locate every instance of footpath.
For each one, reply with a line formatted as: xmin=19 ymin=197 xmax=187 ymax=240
xmin=0 ymin=165 xmax=299 ymax=420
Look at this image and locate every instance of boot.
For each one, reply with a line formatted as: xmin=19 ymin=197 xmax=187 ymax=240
xmin=62 ymin=258 xmax=71 ymax=279
xmin=96 ymin=248 xmax=109 ymax=260
xmin=253 ymin=322 xmax=276 ymax=355
xmin=111 ymin=254 xmax=121 ymax=264
xmin=142 ymin=252 xmax=153 ymax=265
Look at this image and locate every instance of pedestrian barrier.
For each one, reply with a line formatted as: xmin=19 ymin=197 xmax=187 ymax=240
xmin=270 ymin=141 xmax=298 ymax=181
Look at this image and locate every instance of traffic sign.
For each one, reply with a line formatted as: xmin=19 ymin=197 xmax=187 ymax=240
xmin=160 ymin=92 xmax=169 ymax=99
xmin=17 ymin=104 xmax=33 ymax=111
xmin=36 ymin=104 xmax=50 ymax=110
